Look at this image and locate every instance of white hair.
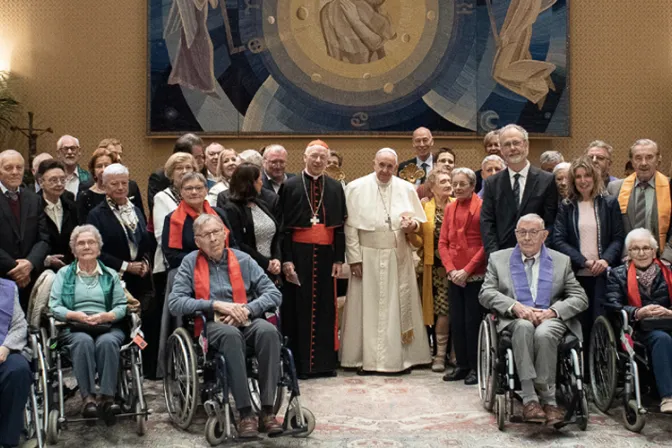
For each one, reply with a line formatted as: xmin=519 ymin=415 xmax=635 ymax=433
xmin=193 ymin=213 xmax=224 ymax=236
xmin=263 ymin=144 xmax=287 ymax=159
xmin=102 ymin=163 xmax=129 ymax=184
xmin=451 ymin=167 xmax=477 ymax=186
xmin=205 ymin=142 xmax=225 ymax=155
xmin=32 ymin=152 xmax=53 ymax=173
xmin=499 ymin=124 xmax=529 ymax=142
xmin=481 ymin=154 xmax=506 ymax=169
xmin=0 ymin=149 xmax=24 ymax=166
xmin=517 ymin=213 xmax=545 ymax=229
xmin=304 ymin=144 xmax=329 ymax=155
xmin=540 ymin=150 xmax=565 ymax=165
xmin=630 ymin=138 xmax=659 ymax=158
xmin=625 ymin=228 xmax=658 ymax=251
xmin=56 ymin=134 xmax=80 ymax=149
xmin=69 ymin=224 xmax=104 ymax=253
xmin=552 ymin=162 xmax=571 ymax=175
xmin=239 ymin=149 xmax=263 ymax=167
xmin=375 ymin=147 xmax=398 ymax=163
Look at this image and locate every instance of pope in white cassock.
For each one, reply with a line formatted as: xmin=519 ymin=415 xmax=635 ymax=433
xmin=340 ymin=148 xmax=432 ymax=373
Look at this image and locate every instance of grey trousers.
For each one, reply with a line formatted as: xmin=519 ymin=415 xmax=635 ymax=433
xmin=207 ymin=319 xmax=281 ymax=410
xmin=505 ymin=318 xmax=567 ymax=385
xmin=61 ymin=327 xmax=126 ymax=397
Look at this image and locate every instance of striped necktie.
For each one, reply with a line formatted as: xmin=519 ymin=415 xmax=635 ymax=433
xmin=634 ymin=182 xmax=649 ymax=228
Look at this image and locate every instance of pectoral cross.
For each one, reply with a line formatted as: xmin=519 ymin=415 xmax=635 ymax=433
xmin=385 ymin=216 xmax=392 ymax=230
xmin=310 ymin=215 xmax=320 ymax=226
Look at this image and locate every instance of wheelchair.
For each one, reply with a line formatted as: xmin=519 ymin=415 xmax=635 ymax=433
xmin=477 ymin=313 xmax=589 ymax=431
xmin=20 ymin=327 xmax=50 ymax=448
xmin=589 ymin=303 xmax=671 ymax=432
xmin=25 ymin=274 xmax=150 ymax=444
xmin=163 ymin=314 xmax=316 ymax=446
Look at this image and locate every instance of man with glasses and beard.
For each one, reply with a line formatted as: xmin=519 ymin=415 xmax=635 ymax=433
xmin=480 ymin=124 xmax=558 ymax=255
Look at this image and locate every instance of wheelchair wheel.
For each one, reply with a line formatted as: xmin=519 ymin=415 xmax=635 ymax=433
xmin=135 ymin=401 xmax=146 ymax=436
xmin=205 ymin=415 xmax=234 ymax=446
xmin=164 ymin=327 xmax=199 ymax=430
xmin=578 ymin=396 xmax=589 ymax=431
xmin=623 ymin=399 xmax=646 ymax=433
xmin=249 ymin=378 xmax=284 ymax=415
xmin=477 ymin=318 xmax=497 ymax=412
xmin=495 ymin=394 xmax=506 ymax=431
xmin=46 ymin=409 xmax=60 ymax=444
xmin=286 ymin=407 xmax=316 ymax=438
xmin=589 ymin=316 xmax=618 ymax=413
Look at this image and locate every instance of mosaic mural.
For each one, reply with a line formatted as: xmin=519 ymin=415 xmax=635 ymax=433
xmin=148 ymin=0 xmax=569 ymax=136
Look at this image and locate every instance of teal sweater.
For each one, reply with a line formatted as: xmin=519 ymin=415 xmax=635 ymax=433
xmin=49 ymin=262 xmax=127 ymax=322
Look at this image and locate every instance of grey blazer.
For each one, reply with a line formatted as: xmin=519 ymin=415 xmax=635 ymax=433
xmin=478 ymin=247 xmax=588 ymax=338
xmin=607 ymin=176 xmax=672 ymax=261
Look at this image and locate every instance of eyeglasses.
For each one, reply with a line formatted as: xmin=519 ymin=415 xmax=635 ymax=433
xmin=44 ymin=177 xmax=67 ymax=186
xmin=76 ymin=239 xmax=99 ymax=248
xmin=628 ymin=246 xmax=654 ymax=254
xmin=515 ymin=229 xmax=544 ymax=238
xmin=590 ymin=155 xmax=610 ymax=162
xmin=59 ymin=146 xmax=80 ymax=153
xmin=182 ymin=186 xmax=205 ymax=193
xmin=196 ymin=228 xmax=225 ymax=240
xmin=502 ymin=139 xmax=525 ymax=149
xmin=267 ymin=160 xmax=286 ymax=167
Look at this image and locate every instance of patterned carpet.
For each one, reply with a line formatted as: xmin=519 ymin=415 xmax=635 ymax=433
xmin=43 ymin=368 xmax=672 ymax=448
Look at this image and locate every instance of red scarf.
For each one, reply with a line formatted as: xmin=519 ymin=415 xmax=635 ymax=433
xmin=626 ymin=259 xmax=672 ymax=307
xmin=193 ymin=249 xmax=247 ymax=336
xmin=168 ymin=200 xmax=228 ymax=249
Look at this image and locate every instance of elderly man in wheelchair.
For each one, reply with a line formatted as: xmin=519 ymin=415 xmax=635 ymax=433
xmin=604 ymin=227 xmax=672 ymax=415
xmin=168 ymin=214 xmax=284 ymax=439
xmin=479 ymin=214 xmax=588 ymax=426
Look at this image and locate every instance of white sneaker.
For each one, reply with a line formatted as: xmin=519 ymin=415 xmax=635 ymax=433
xmin=661 ymin=397 xmax=672 ymax=413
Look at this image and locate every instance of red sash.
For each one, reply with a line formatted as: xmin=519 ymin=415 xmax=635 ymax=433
xmin=626 ymin=259 xmax=672 ymax=308
xmin=168 ymin=201 xmax=227 ymax=249
xmin=291 ymin=224 xmax=334 ymax=245
xmin=193 ymin=249 xmax=247 ymax=336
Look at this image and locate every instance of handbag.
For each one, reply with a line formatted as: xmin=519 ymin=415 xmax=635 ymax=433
xmin=69 ymin=321 xmax=113 ymax=336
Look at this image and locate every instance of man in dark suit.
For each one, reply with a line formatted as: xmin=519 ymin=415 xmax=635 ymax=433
xmin=36 ymin=159 xmax=80 ymax=270
xmin=397 ymin=127 xmax=434 ymax=185
xmin=147 ymin=133 xmax=205 ymax=212
xmin=0 ymin=150 xmax=50 ymax=310
xmin=262 ymin=144 xmax=295 ymax=194
xmin=56 ymin=135 xmax=94 ymax=199
xmin=480 ymin=124 xmax=558 ymax=256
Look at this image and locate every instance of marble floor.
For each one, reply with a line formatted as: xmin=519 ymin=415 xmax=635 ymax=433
xmin=39 ymin=368 xmax=672 ymax=448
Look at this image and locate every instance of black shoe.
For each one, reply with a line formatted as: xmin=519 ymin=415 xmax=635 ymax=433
xmin=82 ymin=402 xmax=98 ymax=418
xmin=443 ymin=367 xmax=469 ymax=382
xmin=464 ymin=370 xmax=477 ymax=385
xmin=103 ymin=401 xmax=121 ymax=416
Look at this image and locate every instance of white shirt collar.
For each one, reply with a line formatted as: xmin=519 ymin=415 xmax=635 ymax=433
xmin=509 ymin=161 xmax=531 ymax=179
xmin=303 ymin=169 xmax=323 ymax=181
xmin=416 ymin=154 xmax=433 ymax=167
xmin=636 ymin=176 xmax=656 ymax=188
xmin=76 ymin=262 xmax=103 ymax=276
xmin=44 ymin=197 xmax=62 ymax=208
xmin=264 ymin=170 xmax=286 ymax=185
xmin=207 ymin=170 xmax=217 ymax=181
xmin=0 ymin=181 xmax=18 ymax=194
xmin=521 ymin=250 xmax=541 ymax=263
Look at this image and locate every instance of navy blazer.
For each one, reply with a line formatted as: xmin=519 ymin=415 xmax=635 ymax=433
xmin=162 ymin=206 xmax=238 ymax=270
xmin=40 ymin=191 xmax=79 ymax=266
xmin=86 ymin=200 xmax=152 ymax=272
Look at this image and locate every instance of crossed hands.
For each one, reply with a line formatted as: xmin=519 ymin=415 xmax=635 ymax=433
xmin=636 ymin=304 xmax=672 ymax=320
xmin=584 ymin=259 xmax=609 ymax=276
xmin=512 ymin=303 xmax=557 ymax=326
xmin=447 ymin=269 xmax=468 ymax=287
xmin=68 ymin=311 xmax=114 ymax=326
xmin=8 ymin=259 xmax=33 ymax=288
xmin=213 ymin=301 xmax=250 ymax=327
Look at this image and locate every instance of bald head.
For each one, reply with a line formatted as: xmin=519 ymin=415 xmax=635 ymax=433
xmin=412 ymin=127 xmax=433 ymax=161
xmin=0 ymin=150 xmax=25 ymax=190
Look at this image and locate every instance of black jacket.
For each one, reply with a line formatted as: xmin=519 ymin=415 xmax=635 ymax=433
xmin=606 ymin=264 xmax=672 ymax=321
xmin=480 ymin=165 xmax=558 ymax=254
xmin=0 ymin=188 xmax=50 ymax=278
xmin=217 ymin=188 xmax=281 ymax=223
xmin=220 ymin=198 xmax=281 ymax=273
xmin=147 ymin=168 xmax=171 ymax=213
xmin=76 ymin=180 xmax=145 ymax=223
xmin=261 ymin=172 xmax=295 ymax=195
xmin=40 ymin=191 xmax=79 ymax=265
xmin=553 ymin=195 xmax=625 ymax=271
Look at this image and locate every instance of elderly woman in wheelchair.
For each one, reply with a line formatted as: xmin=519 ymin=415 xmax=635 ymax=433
xmin=478 ymin=214 xmax=589 ymax=429
xmin=596 ymin=228 xmax=672 ymax=419
xmin=168 ymin=214 xmax=286 ymax=440
xmin=48 ymin=225 xmax=129 ymax=419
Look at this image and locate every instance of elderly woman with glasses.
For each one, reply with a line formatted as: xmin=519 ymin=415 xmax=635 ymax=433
xmin=48 ymin=225 xmax=128 ymax=418
xmin=553 ymin=156 xmax=624 ymax=344
xmin=162 ymin=172 xmax=237 ymax=270
xmin=606 ymin=228 xmax=672 ymax=414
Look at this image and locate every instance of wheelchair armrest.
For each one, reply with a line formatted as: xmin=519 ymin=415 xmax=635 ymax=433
xmin=129 ymin=313 xmax=142 ymax=334
xmin=602 ymin=302 xmax=623 ymax=313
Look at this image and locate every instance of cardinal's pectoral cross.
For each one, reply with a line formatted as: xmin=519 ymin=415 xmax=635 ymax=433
xmin=310 ymin=215 xmax=320 ymax=226
xmin=385 ymin=215 xmax=392 ymax=230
